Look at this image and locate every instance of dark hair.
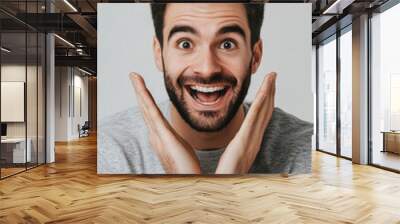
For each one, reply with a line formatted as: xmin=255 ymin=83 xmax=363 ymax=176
xmin=150 ymin=3 xmax=265 ymax=48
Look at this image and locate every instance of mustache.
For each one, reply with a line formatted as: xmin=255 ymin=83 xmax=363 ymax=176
xmin=177 ymin=73 xmax=237 ymax=86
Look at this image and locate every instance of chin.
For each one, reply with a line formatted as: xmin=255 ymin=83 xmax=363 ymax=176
xmin=184 ymin=109 xmax=232 ymax=132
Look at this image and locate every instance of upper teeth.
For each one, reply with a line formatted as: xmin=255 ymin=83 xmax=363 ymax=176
xmin=190 ymin=85 xmax=225 ymax=93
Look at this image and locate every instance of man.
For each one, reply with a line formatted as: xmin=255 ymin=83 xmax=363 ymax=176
xmin=98 ymin=3 xmax=313 ymax=174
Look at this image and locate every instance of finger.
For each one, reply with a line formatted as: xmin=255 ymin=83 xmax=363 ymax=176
xmin=129 ymin=74 xmax=160 ymax=145
xmin=235 ymin=83 xmax=264 ymax=137
xmin=129 ymin=73 xmax=175 ymax=135
xmin=238 ymin=72 xmax=276 ymax=138
xmin=258 ymin=73 xmax=276 ymax=129
xmin=129 ymin=73 xmax=152 ymax=122
xmin=129 ymin=73 xmax=164 ymax=123
xmin=260 ymin=72 xmax=276 ymax=114
xmin=244 ymin=72 xmax=276 ymax=123
xmin=254 ymin=72 xmax=276 ymax=110
xmin=272 ymin=73 xmax=276 ymax=99
xmin=269 ymin=77 xmax=276 ymax=114
xmin=129 ymin=72 xmax=156 ymax=111
xmin=129 ymin=72 xmax=164 ymax=139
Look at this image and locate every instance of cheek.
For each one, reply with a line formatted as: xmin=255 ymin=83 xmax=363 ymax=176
xmin=163 ymin=50 xmax=189 ymax=81
xmin=218 ymin=54 xmax=251 ymax=82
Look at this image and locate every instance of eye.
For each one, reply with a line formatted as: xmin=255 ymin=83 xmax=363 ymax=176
xmin=219 ymin=40 xmax=237 ymax=50
xmin=177 ymin=39 xmax=192 ymax=49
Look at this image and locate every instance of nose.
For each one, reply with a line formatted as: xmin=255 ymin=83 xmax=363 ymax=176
xmin=192 ymin=46 xmax=223 ymax=78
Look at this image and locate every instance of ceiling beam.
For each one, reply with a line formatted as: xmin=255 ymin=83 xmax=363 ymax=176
xmin=55 ymin=55 xmax=96 ymax=70
xmin=67 ymin=13 xmax=97 ymax=45
xmin=322 ymin=0 xmax=356 ymax=14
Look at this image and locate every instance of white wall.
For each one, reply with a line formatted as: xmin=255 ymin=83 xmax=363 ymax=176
xmin=72 ymin=73 xmax=89 ymax=138
xmin=98 ymin=3 xmax=313 ymax=123
xmin=55 ymin=67 xmax=89 ymax=141
xmin=55 ymin=66 xmax=69 ymax=141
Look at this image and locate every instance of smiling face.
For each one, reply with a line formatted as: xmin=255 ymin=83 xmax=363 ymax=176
xmin=153 ymin=3 xmax=263 ymax=132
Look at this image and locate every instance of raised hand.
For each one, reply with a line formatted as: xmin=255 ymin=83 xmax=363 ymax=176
xmin=215 ymin=72 xmax=277 ymax=174
xmin=129 ymin=73 xmax=201 ymax=174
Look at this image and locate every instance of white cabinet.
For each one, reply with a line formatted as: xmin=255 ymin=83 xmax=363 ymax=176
xmin=1 ymin=138 xmax=32 ymax=163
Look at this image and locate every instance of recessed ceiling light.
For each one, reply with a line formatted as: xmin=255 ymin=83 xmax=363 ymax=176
xmin=322 ymin=0 xmax=353 ymax=15
xmin=54 ymin=34 xmax=75 ymax=48
xmin=63 ymin=0 xmax=78 ymax=12
xmin=1 ymin=47 xmax=11 ymax=53
xmin=78 ymin=67 xmax=93 ymax=76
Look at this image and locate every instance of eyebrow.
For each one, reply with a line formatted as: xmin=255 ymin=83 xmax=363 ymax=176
xmin=167 ymin=24 xmax=247 ymax=42
xmin=167 ymin=25 xmax=198 ymax=42
xmin=217 ymin=25 xmax=247 ymax=41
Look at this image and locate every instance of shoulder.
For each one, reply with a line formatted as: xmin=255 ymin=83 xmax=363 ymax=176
xmin=97 ymin=101 xmax=169 ymax=174
xmin=244 ymin=102 xmax=313 ymax=174
xmin=99 ymin=106 xmax=146 ymax=139
xmin=269 ymin=107 xmax=313 ymax=174
xmin=97 ymin=106 xmax=145 ymax=174
xmin=99 ymin=100 xmax=170 ymax=141
xmin=244 ymin=102 xmax=313 ymax=139
xmin=269 ymin=107 xmax=313 ymax=139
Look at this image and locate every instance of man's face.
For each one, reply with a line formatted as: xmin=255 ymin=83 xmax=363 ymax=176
xmin=154 ymin=3 xmax=262 ymax=132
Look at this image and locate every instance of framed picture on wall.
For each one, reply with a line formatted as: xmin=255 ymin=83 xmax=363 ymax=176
xmin=1 ymin=81 xmax=25 ymax=123
xmin=97 ymin=2 xmax=314 ymax=175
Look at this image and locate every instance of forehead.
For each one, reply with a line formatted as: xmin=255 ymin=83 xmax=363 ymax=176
xmin=163 ymin=3 xmax=249 ymax=31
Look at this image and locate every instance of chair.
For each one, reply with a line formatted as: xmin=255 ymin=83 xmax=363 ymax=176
xmin=79 ymin=121 xmax=90 ymax=138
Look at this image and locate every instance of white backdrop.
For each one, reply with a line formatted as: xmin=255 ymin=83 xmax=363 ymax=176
xmin=98 ymin=3 xmax=313 ymax=122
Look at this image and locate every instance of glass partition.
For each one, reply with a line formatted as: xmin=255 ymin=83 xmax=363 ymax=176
xmin=0 ymin=1 xmax=46 ymax=179
xmin=27 ymin=30 xmax=38 ymax=169
xmin=38 ymin=32 xmax=45 ymax=165
xmin=1 ymin=31 xmax=28 ymax=177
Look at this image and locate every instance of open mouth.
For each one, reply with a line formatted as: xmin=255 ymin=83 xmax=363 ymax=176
xmin=185 ymin=84 xmax=230 ymax=106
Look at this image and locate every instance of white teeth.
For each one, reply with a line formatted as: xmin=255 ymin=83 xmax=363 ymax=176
xmin=190 ymin=85 xmax=225 ymax=93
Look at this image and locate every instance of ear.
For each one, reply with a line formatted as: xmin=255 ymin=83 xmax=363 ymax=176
xmin=250 ymin=39 xmax=263 ymax=74
xmin=153 ymin=36 xmax=163 ymax=72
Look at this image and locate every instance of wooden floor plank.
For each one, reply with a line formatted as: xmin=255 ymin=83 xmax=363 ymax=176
xmin=0 ymin=134 xmax=399 ymax=223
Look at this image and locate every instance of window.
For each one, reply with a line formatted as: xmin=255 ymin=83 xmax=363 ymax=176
xmin=340 ymin=28 xmax=352 ymax=158
xmin=318 ymin=36 xmax=337 ymax=155
xmin=370 ymin=2 xmax=400 ymax=171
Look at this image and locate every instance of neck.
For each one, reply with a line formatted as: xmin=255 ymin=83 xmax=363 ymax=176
xmin=170 ymin=103 xmax=245 ymax=150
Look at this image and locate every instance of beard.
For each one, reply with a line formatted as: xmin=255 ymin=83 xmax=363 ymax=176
xmin=163 ymin=60 xmax=252 ymax=132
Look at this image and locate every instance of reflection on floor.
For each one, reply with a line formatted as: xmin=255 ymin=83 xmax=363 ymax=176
xmin=373 ymin=150 xmax=400 ymax=171
xmin=0 ymin=135 xmax=400 ymax=223
xmin=1 ymin=168 xmax=25 ymax=177
xmin=0 ymin=163 xmax=42 ymax=178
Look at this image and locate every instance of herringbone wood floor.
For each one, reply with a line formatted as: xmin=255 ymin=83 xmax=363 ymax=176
xmin=1 ymin=134 xmax=400 ymax=224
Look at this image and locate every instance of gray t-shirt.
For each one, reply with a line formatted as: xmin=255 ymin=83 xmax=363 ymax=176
xmin=98 ymin=101 xmax=313 ymax=174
